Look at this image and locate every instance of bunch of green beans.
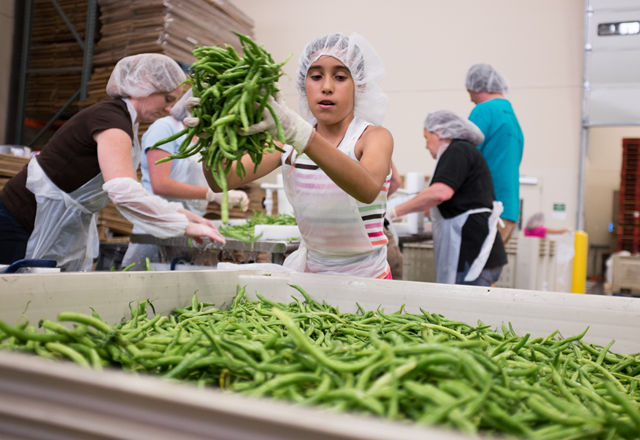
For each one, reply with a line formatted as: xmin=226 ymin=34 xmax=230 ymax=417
xmin=149 ymin=33 xmax=290 ymax=223
xmin=1 ymin=285 xmax=639 ymax=439
xmin=219 ymin=212 xmax=297 ymax=243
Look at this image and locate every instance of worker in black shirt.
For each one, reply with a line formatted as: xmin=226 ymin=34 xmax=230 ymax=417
xmin=388 ymin=110 xmax=507 ymax=286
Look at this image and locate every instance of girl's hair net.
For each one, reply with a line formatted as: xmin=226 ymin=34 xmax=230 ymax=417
xmin=295 ymin=32 xmax=389 ymax=126
xmin=424 ymin=110 xmax=485 ymax=146
xmin=465 ymin=64 xmax=509 ymax=94
xmin=526 ymin=213 xmax=545 ymax=230
xmin=170 ymin=88 xmax=191 ymax=121
xmin=106 ymin=54 xmax=186 ymax=99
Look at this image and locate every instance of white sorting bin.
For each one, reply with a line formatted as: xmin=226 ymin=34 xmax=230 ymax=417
xmin=1 ymin=270 xmax=639 ymax=440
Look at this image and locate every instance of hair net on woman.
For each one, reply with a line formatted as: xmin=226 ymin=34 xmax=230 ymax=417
xmin=295 ymin=32 xmax=389 ymax=126
xmin=526 ymin=213 xmax=545 ymax=230
xmin=106 ymin=54 xmax=186 ymax=99
xmin=465 ymin=63 xmax=509 ymax=94
xmin=424 ymin=110 xmax=485 ymax=146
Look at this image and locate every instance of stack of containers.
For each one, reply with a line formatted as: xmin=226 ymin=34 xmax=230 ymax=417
xmin=617 ymin=138 xmax=640 ymax=252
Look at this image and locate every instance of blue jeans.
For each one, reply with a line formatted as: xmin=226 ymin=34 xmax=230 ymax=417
xmin=0 ymin=200 xmax=30 ymax=264
xmin=455 ymin=266 xmax=503 ymax=287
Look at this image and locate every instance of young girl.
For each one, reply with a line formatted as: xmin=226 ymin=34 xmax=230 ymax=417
xmin=201 ymin=32 xmax=394 ymax=278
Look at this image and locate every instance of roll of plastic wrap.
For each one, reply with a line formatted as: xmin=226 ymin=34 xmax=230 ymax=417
xmin=405 ymin=172 xmax=425 ymax=234
xmin=405 ymin=172 xmax=425 ymax=194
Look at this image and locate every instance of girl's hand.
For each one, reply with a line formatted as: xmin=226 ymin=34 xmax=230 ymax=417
xmin=183 ymin=95 xmax=201 ymax=127
xmin=241 ymin=92 xmax=314 ymax=154
xmin=180 ymin=90 xmax=210 ymax=138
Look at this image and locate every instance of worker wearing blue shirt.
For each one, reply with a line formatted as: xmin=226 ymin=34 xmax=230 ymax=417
xmin=466 ymin=64 xmax=524 ymax=244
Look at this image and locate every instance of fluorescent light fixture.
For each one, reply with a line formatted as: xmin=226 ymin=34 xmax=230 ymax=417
xmin=598 ymin=21 xmax=640 ymax=36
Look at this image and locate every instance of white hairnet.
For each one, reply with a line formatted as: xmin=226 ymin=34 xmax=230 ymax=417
xmin=170 ymin=88 xmax=191 ymax=121
xmin=106 ymin=54 xmax=186 ymax=99
xmin=465 ymin=64 xmax=509 ymax=94
xmin=526 ymin=213 xmax=545 ymax=230
xmin=424 ymin=110 xmax=485 ymax=146
xmin=295 ymin=32 xmax=389 ymax=126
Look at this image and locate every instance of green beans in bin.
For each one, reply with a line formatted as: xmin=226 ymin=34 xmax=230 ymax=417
xmin=2 ymin=285 xmax=640 ymax=439
xmin=218 ymin=212 xmax=297 ymax=243
xmin=148 ymin=33 xmax=291 ymax=224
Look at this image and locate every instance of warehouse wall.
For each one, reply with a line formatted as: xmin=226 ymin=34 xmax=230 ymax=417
xmin=0 ymin=0 xmax=15 ymax=144
xmin=1 ymin=0 xmax=629 ymax=276
xmin=233 ymin=0 xmax=584 ymax=234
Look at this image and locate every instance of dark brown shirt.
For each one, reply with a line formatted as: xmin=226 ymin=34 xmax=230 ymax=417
xmin=0 ymin=99 xmax=134 ymax=232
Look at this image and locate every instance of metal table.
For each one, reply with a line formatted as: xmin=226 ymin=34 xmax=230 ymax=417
xmin=129 ymin=234 xmax=300 ymax=265
xmin=397 ymin=232 xmax=433 ymax=251
xmin=130 ymin=232 xmax=432 ymax=265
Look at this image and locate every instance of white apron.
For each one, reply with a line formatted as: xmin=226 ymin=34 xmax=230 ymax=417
xmin=428 ymin=144 xmax=503 ymax=284
xmin=25 ymin=99 xmax=141 ymax=271
xmin=123 ymin=117 xmax=209 ymax=269
xmin=281 ymin=117 xmax=388 ymax=278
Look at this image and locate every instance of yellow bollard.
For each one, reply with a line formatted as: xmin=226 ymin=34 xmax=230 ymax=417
xmin=571 ymin=231 xmax=589 ymax=294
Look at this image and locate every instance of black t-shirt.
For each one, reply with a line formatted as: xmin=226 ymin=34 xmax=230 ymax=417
xmin=431 ymin=139 xmax=507 ymax=272
xmin=0 ymin=99 xmax=134 ymax=232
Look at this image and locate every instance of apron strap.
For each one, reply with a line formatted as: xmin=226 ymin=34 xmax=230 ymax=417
xmin=463 ymin=201 xmax=504 ymax=282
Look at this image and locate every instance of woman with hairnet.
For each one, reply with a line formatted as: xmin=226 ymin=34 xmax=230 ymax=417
xmin=388 ymin=110 xmax=507 ymax=286
xmin=0 ymin=54 xmax=225 ymax=271
xmin=189 ymin=32 xmax=394 ymax=278
xmin=523 ymin=213 xmax=569 ymax=239
xmin=466 ymin=64 xmax=524 ymax=245
xmin=121 ymin=90 xmax=249 ymax=269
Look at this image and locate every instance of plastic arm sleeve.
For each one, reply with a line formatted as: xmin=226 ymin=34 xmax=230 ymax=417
xmin=103 ymin=177 xmax=188 ymax=238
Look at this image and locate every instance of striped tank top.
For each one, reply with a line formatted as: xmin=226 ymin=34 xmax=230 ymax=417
xmin=283 ymin=116 xmax=390 ymax=254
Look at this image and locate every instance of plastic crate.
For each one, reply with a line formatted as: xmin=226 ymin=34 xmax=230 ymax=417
xmin=618 ymin=138 xmax=640 ymax=253
xmin=611 ymin=254 xmax=640 ymax=294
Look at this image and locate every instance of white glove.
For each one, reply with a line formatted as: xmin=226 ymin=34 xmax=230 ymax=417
xmin=388 ymin=207 xmax=399 ymax=222
xmin=182 ymin=95 xmax=212 ymax=139
xmin=241 ymin=91 xmax=314 ymax=155
xmin=179 ymin=209 xmax=226 ymax=245
xmin=206 ymin=188 xmax=250 ymax=212
xmin=183 ymin=96 xmax=201 ymax=127
xmin=103 ymin=177 xmax=188 ymax=238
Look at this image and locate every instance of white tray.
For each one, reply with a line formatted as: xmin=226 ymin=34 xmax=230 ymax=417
xmin=254 ymin=224 xmax=300 ymax=241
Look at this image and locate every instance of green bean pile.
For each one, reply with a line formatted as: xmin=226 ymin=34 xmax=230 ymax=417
xmin=150 ymin=33 xmax=290 ymax=223
xmin=1 ymin=285 xmax=639 ymax=439
xmin=219 ymin=212 xmax=297 ymax=243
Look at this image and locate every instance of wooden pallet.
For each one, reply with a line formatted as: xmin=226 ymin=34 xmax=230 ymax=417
xmin=0 ymin=154 xmax=30 ymax=178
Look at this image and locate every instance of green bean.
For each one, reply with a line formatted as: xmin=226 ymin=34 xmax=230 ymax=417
xmin=148 ymin=127 xmax=189 ymax=150
xmin=218 ymin=212 xmax=297 ymax=243
xmin=0 ymin=320 xmax=68 ymax=343
xmin=45 ymin=342 xmax=90 ymax=367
